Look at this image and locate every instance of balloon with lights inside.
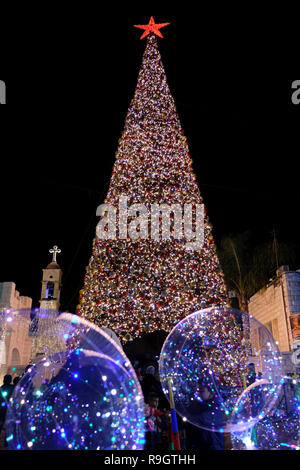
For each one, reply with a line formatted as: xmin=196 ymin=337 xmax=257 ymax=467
xmin=159 ymin=307 xmax=284 ymax=435
xmin=231 ymin=375 xmax=300 ymax=450
xmin=0 ymin=308 xmax=145 ymax=450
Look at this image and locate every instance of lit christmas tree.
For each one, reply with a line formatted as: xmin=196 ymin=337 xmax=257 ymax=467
xmin=77 ymin=18 xmax=229 ymax=342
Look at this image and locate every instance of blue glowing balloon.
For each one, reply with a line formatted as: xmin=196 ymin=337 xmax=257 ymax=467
xmin=232 ymin=376 xmax=300 ymax=450
xmin=3 ymin=311 xmax=145 ymax=450
xmin=159 ymin=307 xmax=283 ymax=434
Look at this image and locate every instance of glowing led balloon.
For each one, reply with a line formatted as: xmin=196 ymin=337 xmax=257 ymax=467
xmin=232 ymin=376 xmax=300 ymax=450
xmin=2 ymin=310 xmax=145 ymax=450
xmin=159 ymin=307 xmax=283 ymax=434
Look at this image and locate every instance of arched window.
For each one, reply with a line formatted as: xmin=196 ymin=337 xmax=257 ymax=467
xmin=11 ymin=348 xmax=21 ymax=366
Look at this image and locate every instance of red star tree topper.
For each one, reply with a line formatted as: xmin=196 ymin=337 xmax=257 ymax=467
xmin=134 ymin=16 xmax=170 ymax=39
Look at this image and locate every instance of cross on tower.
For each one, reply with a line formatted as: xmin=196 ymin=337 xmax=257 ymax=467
xmin=49 ymin=245 xmax=61 ymax=263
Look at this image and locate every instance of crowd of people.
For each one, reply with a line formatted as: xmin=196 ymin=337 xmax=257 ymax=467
xmin=136 ymin=364 xmax=170 ymax=451
xmin=0 ymin=361 xmax=229 ymax=451
xmin=134 ymin=361 xmax=226 ymax=451
xmin=0 ymin=374 xmax=20 ymax=447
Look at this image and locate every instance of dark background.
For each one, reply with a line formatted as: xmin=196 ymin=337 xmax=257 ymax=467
xmin=0 ymin=12 xmax=299 ymax=312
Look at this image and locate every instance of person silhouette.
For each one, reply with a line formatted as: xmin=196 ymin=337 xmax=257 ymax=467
xmin=13 ymin=376 xmax=20 ymax=387
xmin=0 ymin=375 xmax=15 ymax=446
xmin=183 ymin=384 xmax=225 ymax=450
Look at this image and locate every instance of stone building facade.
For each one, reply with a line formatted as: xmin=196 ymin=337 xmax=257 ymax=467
xmin=0 ymin=282 xmax=33 ymax=381
xmin=248 ymin=266 xmax=300 ymax=374
xmin=0 ymin=246 xmax=63 ymax=381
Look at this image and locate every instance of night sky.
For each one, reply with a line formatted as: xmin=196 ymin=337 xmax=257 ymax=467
xmin=1 ymin=13 xmax=299 ymax=313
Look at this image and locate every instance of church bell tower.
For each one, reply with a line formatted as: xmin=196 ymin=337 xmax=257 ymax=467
xmin=39 ymin=245 xmax=62 ymax=311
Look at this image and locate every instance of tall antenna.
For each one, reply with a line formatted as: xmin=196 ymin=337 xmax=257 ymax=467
xmin=272 ymin=228 xmax=279 ymax=271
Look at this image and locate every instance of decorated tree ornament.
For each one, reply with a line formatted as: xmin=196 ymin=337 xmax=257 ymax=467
xmin=77 ymin=22 xmax=229 ymax=342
